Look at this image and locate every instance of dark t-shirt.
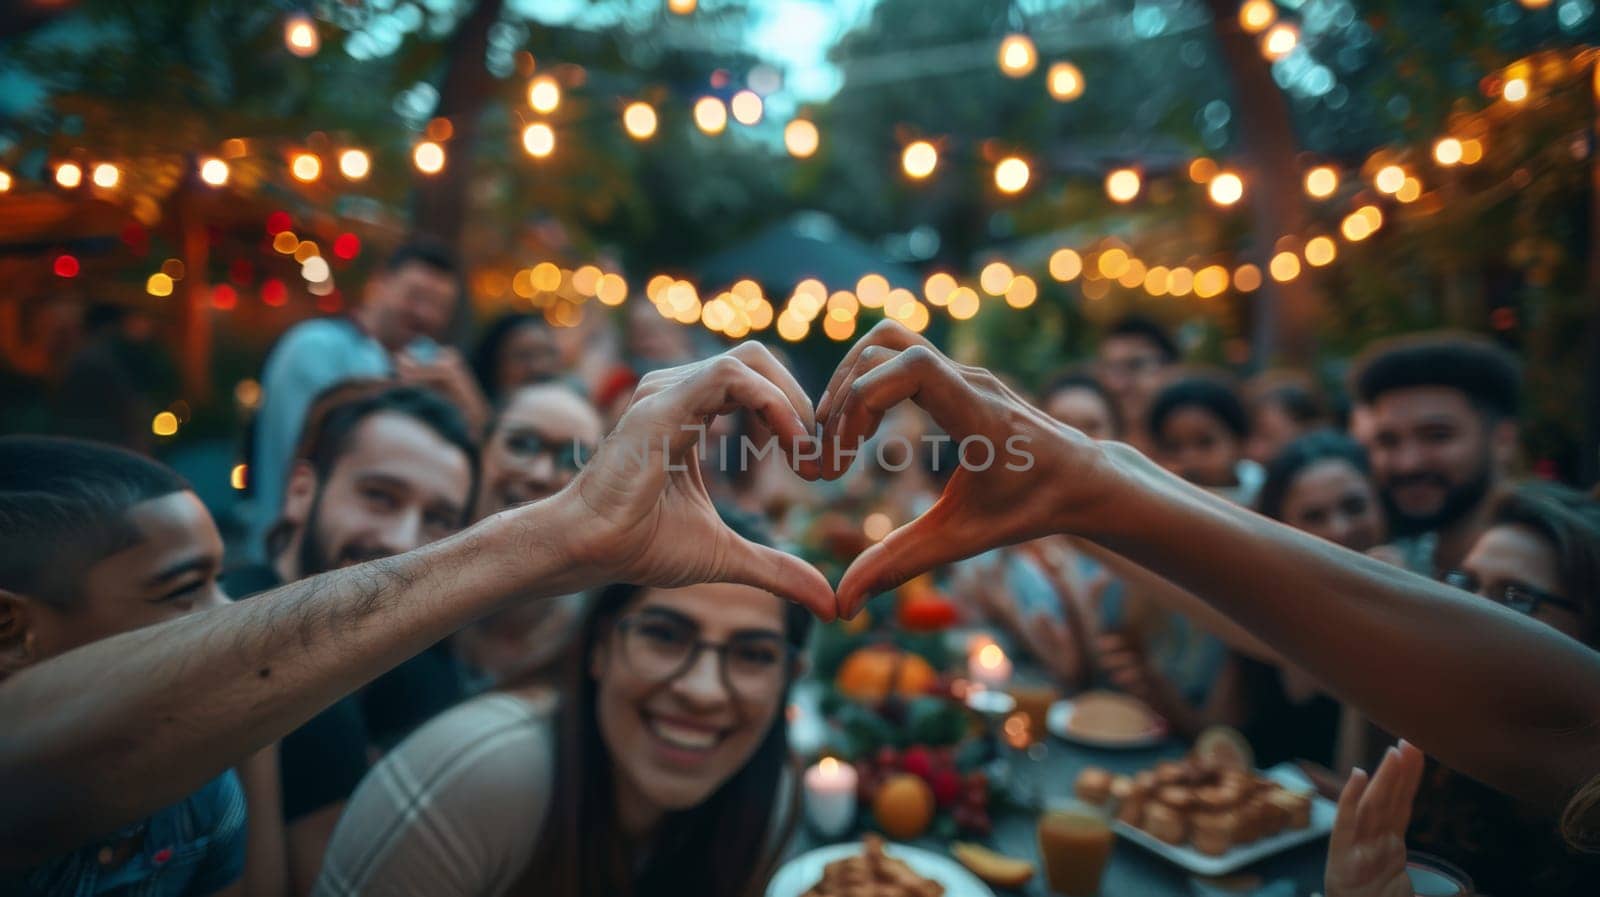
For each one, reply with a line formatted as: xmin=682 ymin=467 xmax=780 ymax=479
xmin=222 ymin=564 xmax=469 ymax=820
xmin=1235 ymin=655 xmax=1341 ymax=769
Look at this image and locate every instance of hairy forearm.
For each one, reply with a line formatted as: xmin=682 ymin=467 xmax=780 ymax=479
xmin=1080 ymin=443 xmax=1600 ymax=812
xmin=0 ymin=502 xmax=586 ymax=868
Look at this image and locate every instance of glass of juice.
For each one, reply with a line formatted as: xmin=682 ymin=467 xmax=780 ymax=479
xmin=1009 ymin=677 xmax=1060 ymax=745
xmin=1036 ymin=799 xmax=1114 ymax=896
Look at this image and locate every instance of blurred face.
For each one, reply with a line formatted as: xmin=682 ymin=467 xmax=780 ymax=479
xmin=1044 ymin=386 xmax=1117 ymax=440
xmin=1097 ymin=337 xmax=1169 ymax=412
xmin=1279 ymin=459 xmax=1386 ymax=553
xmin=22 ymin=492 xmax=227 ymax=662
xmin=290 ymin=413 xmax=472 ymax=576
xmin=1248 ymin=401 xmax=1306 ymax=465
xmin=1368 ymin=387 xmax=1501 ymax=532
xmin=1459 ymin=524 xmax=1583 ymax=643
xmin=496 ymin=323 xmax=563 ymax=394
xmin=365 ymin=262 xmax=458 ymax=351
xmin=1157 ymin=406 xmax=1242 ymax=488
xmin=627 ymin=302 xmax=693 ymax=369
xmin=593 ymin=583 xmax=791 ymax=817
xmin=476 ymin=385 xmax=603 ymax=517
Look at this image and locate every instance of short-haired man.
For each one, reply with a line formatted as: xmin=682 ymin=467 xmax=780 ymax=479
xmin=248 ymin=239 xmax=486 ymax=561
xmin=1351 ymin=333 xmax=1522 ymax=577
xmin=0 ymin=438 xmax=279 ymax=897
xmin=224 ymin=384 xmax=476 ymax=894
xmin=1095 ymin=315 xmax=1180 ymax=453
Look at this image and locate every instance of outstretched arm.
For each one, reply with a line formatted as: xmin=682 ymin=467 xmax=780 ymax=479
xmin=821 ymin=322 xmax=1600 ymax=816
xmin=0 ymin=343 xmax=833 ymax=869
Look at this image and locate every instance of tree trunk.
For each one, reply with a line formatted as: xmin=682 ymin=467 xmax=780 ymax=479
xmin=1202 ymin=0 xmax=1322 ymax=367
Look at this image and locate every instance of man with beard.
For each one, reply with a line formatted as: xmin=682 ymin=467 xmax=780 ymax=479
xmin=222 ymin=384 xmax=475 ymax=895
xmin=1351 ymin=334 xmax=1522 ymax=578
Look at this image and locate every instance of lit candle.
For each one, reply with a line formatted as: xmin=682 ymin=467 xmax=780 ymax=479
xmin=802 ymin=756 xmax=859 ymax=839
xmin=969 ymin=642 xmax=1013 ymax=687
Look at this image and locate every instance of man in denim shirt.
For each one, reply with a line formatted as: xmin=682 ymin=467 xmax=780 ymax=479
xmin=0 ymin=439 xmax=266 ymax=896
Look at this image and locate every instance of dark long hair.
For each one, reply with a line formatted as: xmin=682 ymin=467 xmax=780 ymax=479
xmin=514 ymin=515 xmax=812 ymax=897
xmin=1255 ymin=430 xmax=1373 ymax=523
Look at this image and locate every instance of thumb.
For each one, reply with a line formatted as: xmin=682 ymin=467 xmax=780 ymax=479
xmin=722 ymin=536 xmax=838 ymax=623
xmin=836 ymin=501 xmax=965 ymax=619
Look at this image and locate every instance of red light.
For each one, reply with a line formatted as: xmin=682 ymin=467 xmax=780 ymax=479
xmin=710 ymin=70 xmax=729 ymax=89
xmin=261 ymin=279 xmax=288 ymax=306
xmin=53 ymin=254 xmax=80 ymax=278
xmin=333 ymin=232 xmax=360 ymax=260
xmin=120 ymin=223 xmax=147 ymax=248
xmin=229 ymin=259 xmax=254 ymax=285
xmin=316 ymin=289 xmax=343 ymax=313
xmin=211 ymin=284 xmax=237 ymax=309
xmin=266 ymin=211 xmax=293 ymax=235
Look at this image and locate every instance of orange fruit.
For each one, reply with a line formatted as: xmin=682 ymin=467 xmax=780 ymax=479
xmin=873 ymin=772 xmax=936 ymax=840
xmin=836 ymin=647 xmax=939 ymax=702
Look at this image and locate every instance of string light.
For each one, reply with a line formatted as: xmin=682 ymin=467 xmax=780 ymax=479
xmin=1262 ymin=23 xmax=1298 ymax=61
xmin=1304 ymin=236 xmax=1338 ymax=267
xmin=1503 ymin=77 xmax=1530 ymax=103
xmin=693 ymin=97 xmax=728 ymax=135
xmin=1305 ymin=165 xmax=1339 ymax=198
xmin=0 ymin=170 xmax=10 ymax=192
xmin=290 ymin=152 xmax=321 ymax=182
xmin=1004 ymin=274 xmax=1038 ymax=309
xmin=730 ymin=90 xmax=763 ymax=125
xmin=1239 ymin=0 xmax=1277 ymax=33
xmin=1433 ymin=137 xmax=1463 ymax=166
xmin=1270 ymin=251 xmax=1302 ymax=282
xmin=413 ymin=141 xmax=446 ymax=174
xmin=146 ymin=272 xmax=175 ymax=297
xmin=1047 ymin=62 xmax=1085 ymax=101
xmin=91 ymin=163 xmax=120 ymax=188
xmin=947 ymin=287 xmax=980 ymax=320
xmin=924 ymin=272 xmax=957 ymax=305
xmin=624 ymin=102 xmax=658 ymax=140
xmin=284 ymin=13 xmax=319 ymax=57
xmin=339 ymin=149 xmax=370 ymax=180
xmin=1049 ymin=248 xmax=1083 ymax=282
xmin=994 ymin=157 xmax=1030 ymax=194
xmin=152 ymin=412 xmax=179 ymax=437
xmin=1208 ymin=171 xmax=1245 ymax=206
xmin=902 ymin=141 xmax=938 ymax=179
xmin=528 ymin=76 xmax=561 ymax=113
xmin=522 ymin=122 xmax=556 ymax=158
xmin=856 ymin=274 xmax=889 ymax=308
xmin=55 ymin=162 xmax=83 ymax=189
xmin=1106 ymin=168 xmax=1141 ymax=203
xmin=667 ymin=0 xmax=697 ymax=13
xmin=997 ymin=34 xmax=1037 ymax=77
xmin=1189 ymin=158 xmax=1218 ymax=183
xmin=200 ymin=157 xmax=229 ymax=186
xmin=979 ymin=261 xmax=1014 ymax=296
xmin=784 ymin=119 xmax=819 ymax=158
xmin=1233 ymin=264 xmax=1263 ymax=292
xmin=1194 ymin=266 xmax=1229 ymax=299
xmin=1374 ymin=164 xmax=1406 ymax=194
xmin=597 ymin=273 xmax=628 ymax=306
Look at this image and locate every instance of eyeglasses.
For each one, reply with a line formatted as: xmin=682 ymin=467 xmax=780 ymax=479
xmin=614 ymin=611 xmax=793 ymax=701
xmin=501 ymin=430 xmax=592 ymax=474
xmin=1442 ymin=569 xmax=1581 ymax=618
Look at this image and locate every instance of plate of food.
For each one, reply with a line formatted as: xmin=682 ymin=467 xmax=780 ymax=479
xmin=1074 ymin=758 xmax=1334 ymax=877
xmin=1046 ymin=690 xmax=1168 ymax=749
xmin=767 ymin=835 xmax=994 ymax=897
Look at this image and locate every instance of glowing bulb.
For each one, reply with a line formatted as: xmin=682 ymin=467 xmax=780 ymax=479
xmin=0 ymin=170 xmax=11 ymax=192
xmin=199 ymin=157 xmax=229 ymax=186
xmin=1503 ymin=77 xmax=1529 ymax=103
xmin=1233 ymin=264 xmax=1263 ymax=292
xmin=413 ymin=141 xmax=445 ymax=174
xmin=994 ymin=157 xmax=1030 ymax=194
xmin=152 ymin=412 xmax=179 ymax=437
xmin=668 ymin=0 xmax=697 ymax=13
xmin=91 ymin=163 xmax=119 ymax=188
xmin=1270 ymin=251 xmax=1302 ymax=282
xmin=1194 ymin=266 xmax=1229 ymax=299
xmin=1374 ymin=164 xmax=1406 ymax=194
xmin=776 ymin=311 xmax=808 ymax=342
xmin=284 ymin=13 xmax=319 ymax=57
xmin=1304 ymin=165 xmax=1338 ymax=198
xmin=1004 ymin=275 xmax=1038 ymax=309
xmin=528 ymin=76 xmax=561 ymax=113
xmin=597 ymin=273 xmax=628 ymax=306
xmin=979 ymin=262 xmax=1014 ymax=296
xmin=1240 ymin=0 xmax=1277 ymax=33
xmin=1341 ymin=211 xmax=1372 ymax=242
xmin=1049 ymin=248 xmax=1083 ymax=282
xmin=55 ymin=162 xmax=83 ymax=189
xmin=290 ymin=152 xmax=321 ymax=183
xmin=730 ymin=90 xmax=763 ymax=125
xmin=339 ymin=149 xmax=370 ymax=180
xmin=522 ymin=123 xmax=556 ymax=158
xmin=231 ymin=464 xmax=249 ymax=490
xmin=693 ymin=97 xmax=727 ymax=135
xmin=947 ymin=287 xmax=980 ymax=321
xmin=146 ymin=272 xmax=175 ymax=297
xmin=301 ymin=256 xmax=331 ymax=283
xmin=1262 ymin=23 xmax=1298 ymax=61
xmin=623 ymin=102 xmax=658 ymax=140
xmin=1432 ymin=137 xmax=1463 ymax=166
xmin=1305 ymin=236 xmax=1337 ymax=267
xmin=1208 ymin=171 xmax=1244 ymax=206
xmin=902 ymin=141 xmax=938 ymax=179
xmin=997 ymin=34 xmax=1037 ymax=77
xmin=856 ymin=274 xmax=889 ymax=308
xmin=1518 ymin=0 xmax=1553 ymax=7
xmin=1047 ymin=62 xmax=1084 ymax=101
xmin=924 ymin=272 xmax=957 ymax=305
xmin=1106 ymin=168 xmax=1141 ymax=203
xmin=784 ymin=119 xmax=819 ymax=158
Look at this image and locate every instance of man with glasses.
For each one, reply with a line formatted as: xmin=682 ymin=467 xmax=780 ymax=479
xmin=1095 ymin=315 xmax=1180 ymax=455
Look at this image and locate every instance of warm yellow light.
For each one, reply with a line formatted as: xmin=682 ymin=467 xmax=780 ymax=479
xmin=1519 ymin=0 xmax=1552 ymax=7
xmin=748 ymin=299 xmax=773 ymax=330
xmin=668 ymin=0 xmax=697 ymax=13
xmin=1143 ymin=266 xmax=1170 ymax=296
xmin=997 ymin=34 xmax=1037 ymax=77
xmin=338 ymin=148 xmax=370 ymax=180
xmin=528 ymin=76 xmax=561 ymax=113
xmin=1460 ymin=138 xmax=1484 ymax=165
xmin=1106 ymin=168 xmax=1141 ymax=203
xmin=994 ymin=157 xmax=1030 ymax=194
xmin=530 ymin=262 xmax=561 ymax=293
xmin=146 ymin=272 xmax=175 ymax=297
xmin=1374 ymin=164 xmax=1406 ymax=194
xmin=0 ymin=170 xmax=11 ymax=193
xmin=1047 ymin=62 xmax=1085 ymax=101
xmin=522 ymin=123 xmax=556 ymax=158
xmin=823 ymin=312 xmax=857 ymax=341
xmin=646 ymin=274 xmax=673 ymax=302
xmin=1396 ymin=177 xmax=1422 ymax=203
xmin=572 ymin=265 xmax=602 ymax=297
xmin=1262 ymin=23 xmax=1298 ymax=60
xmin=885 ymin=289 xmax=917 ymax=318
xmin=301 ymin=256 xmax=331 ymax=283
xmin=1097 ymin=248 xmax=1130 ymax=280
xmin=1359 ymin=204 xmax=1385 ymax=232
xmin=1341 ymin=211 xmax=1372 ymax=242
xmin=904 ymin=301 xmax=931 ymax=333
xmin=199 ymin=157 xmax=229 ymax=186
xmin=924 ymin=272 xmax=957 ymax=305
xmin=856 ymin=274 xmax=889 ymax=308
xmin=229 ymin=463 xmax=249 ymax=490
xmin=1433 ymin=137 xmax=1463 ymax=166
xmin=1192 ymin=266 xmax=1227 ymax=299
xmin=284 ymin=13 xmax=319 ymax=57
xmin=979 ymin=262 xmax=1014 ymax=296
xmin=290 ymin=152 xmax=321 ymax=182
xmin=1503 ymin=77 xmax=1529 ymax=103
xmin=413 ymin=141 xmax=446 ymax=174
xmin=784 ymin=119 xmax=820 ymax=158
xmin=1240 ymin=0 xmax=1277 ymax=33
xmin=1270 ymin=251 xmax=1302 ymax=282
xmin=789 ymin=292 xmax=822 ymax=322
xmin=1168 ymin=267 xmax=1194 ymax=297
xmin=1118 ymin=259 xmax=1148 ymax=290
xmin=730 ymin=90 xmax=763 ymax=125
xmin=1304 ymin=165 xmax=1339 ymax=199
xmin=152 ymin=412 xmax=179 ymax=437
xmin=1004 ymin=274 xmax=1038 ymax=309
xmin=293 ymin=240 xmax=320 ymax=263
xmin=902 ymin=141 xmax=938 ymax=179
xmin=623 ymin=102 xmax=658 ymax=140
xmin=89 ymin=163 xmax=119 ymax=189
xmin=597 ymin=273 xmax=628 ymax=306
xmin=1233 ymin=264 xmax=1263 ymax=292
xmin=1049 ymin=248 xmax=1083 ymax=282
xmin=947 ymin=287 xmax=980 ymax=320
xmin=1208 ymin=171 xmax=1245 ymax=206
xmin=776 ymin=311 xmax=808 ymax=342
xmin=273 ymin=231 xmax=299 ymax=254
xmin=794 ymin=277 xmax=827 ymax=300
xmin=693 ymin=97 xmax=728 ymax=135
xmin=1305 ymin=235 xmax=1337 ymax=267
xmin=55 ymin=162 xmax=83 ymax=189
xmin=1188 ymin=158 xmax=1218 ymax=184
xmin=826 ymin=290 xmax=860 ymax=317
